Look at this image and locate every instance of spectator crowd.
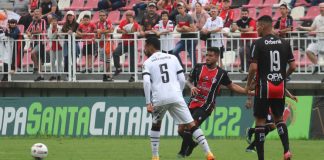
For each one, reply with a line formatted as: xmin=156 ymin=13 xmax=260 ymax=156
xmin=0 ymin=0 xmax=323 ymax=82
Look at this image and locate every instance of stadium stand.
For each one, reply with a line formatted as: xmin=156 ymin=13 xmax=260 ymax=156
xmin=58 ymin=0 xmax=71 ymax=10
xmin=290 ymin=6 xmax=305 ymax=20
xmin=300 ymin=6 xmax=320 ymax=21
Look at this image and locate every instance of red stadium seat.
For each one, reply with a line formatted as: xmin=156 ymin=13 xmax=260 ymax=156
xmin=249 ymin=8 xmax=257 ymax=19
xmin=295 ymin=0 xmax=311 ymax=7
xmin=83 ymin=0 xmax=99 ymax=10
xmin=17 ymin=25 xmax=24 ymax=33
xmin=58 ymin=14 xmax=67 ymax=25
xmin=91 ymin=11 xmax=100 ymax=23
xmin=243 ymin=0 xmax=263 ymax=8
xmin=272 ymin=9 xmax=281 ymax=21
xmin=232 ymin=8 xmax=241 ymax=22
xmin=300 ymin=6 xmax=320 ymax=21
xmin=257 ymin=7 xmax=273 ymax=19
xmin=66 ymin=0 xmax=85 ymax=10
xmin=260 ymin=0 xmax=279 ymax=8
xmin=107 ymin=10 xmax=121 ymax=25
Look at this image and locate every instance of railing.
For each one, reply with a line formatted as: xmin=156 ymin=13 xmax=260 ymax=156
xmin=0 ymin=31 xmax=323 ymax=82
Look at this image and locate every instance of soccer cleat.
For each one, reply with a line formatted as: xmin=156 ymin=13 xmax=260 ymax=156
xmin=185 ymin=142 xmax=198 ymax=156
xmin=245 ymin=127 xmax=253 ymax=144
xmin=245 ymin=146 xmax=256 ymax=153
xmin=283 ymin=151 xmax=292 ymax=160
xmin=206 ymin=152 xmax=215 ymax=160
xmin=151 ymin=156 xmax=159 ymax=160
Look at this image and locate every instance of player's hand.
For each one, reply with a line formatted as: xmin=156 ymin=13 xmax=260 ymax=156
xmin=191 ymin=87 xmax=200 ymax=96
xmin=248 ymin=90 xmax=255 ymax=96
xmin=290 ymin=96 xmax=298 ymax=102
xmin=147 ymin=103 xmax=153 ymax=113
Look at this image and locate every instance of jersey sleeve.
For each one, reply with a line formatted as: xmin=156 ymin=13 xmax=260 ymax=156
xmin=286 ymin=42 xmax=295 ymax=63
xmin=220 ymin=71 xmax=232 ymax=86
xmin=142 ymin=61 xmax=150 ymax=76
xmin=250 ymin=41 xmax=259 ymax=63
xmin=174 ymin=56 xmax=184 ymax=74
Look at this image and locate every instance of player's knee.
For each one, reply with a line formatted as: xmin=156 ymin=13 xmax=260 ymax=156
xmin=188 ymin=125 xmax=198 ymax=134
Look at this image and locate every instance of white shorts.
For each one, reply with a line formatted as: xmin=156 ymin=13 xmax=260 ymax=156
xmin=306 ymin=41 xmax=324 ymax=55
xmin=152 ymin=101 xmax=194 ymax=125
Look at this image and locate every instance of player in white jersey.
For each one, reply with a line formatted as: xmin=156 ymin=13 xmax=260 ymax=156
xmin=142 ymin=37 xmax=215 ymax=160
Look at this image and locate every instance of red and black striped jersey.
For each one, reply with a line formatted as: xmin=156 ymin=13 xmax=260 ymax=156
xmin=250 ymin=34 xmax=295 ymax=99
xmin=188 ymin=64 xmax=232 ymax=113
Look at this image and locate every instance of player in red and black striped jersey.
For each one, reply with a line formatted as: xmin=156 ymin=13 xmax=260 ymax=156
xmin=246 ymin=16 xmax=296 ymax=160
xmin=177 ymin=47 xmax=252 ymax=158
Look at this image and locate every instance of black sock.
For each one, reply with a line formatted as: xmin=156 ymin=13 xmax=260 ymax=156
xmin=179 ymin=130 xmax=193 ymax=155
xmin=276 ymin=121 xmax=290 ymax=153
xmin=250 ymin=127 xmax=255 ymax=133
xmin=178 ymin=131 xmax=186 ymax=154
xmin=249 ymin=127 xmax=270 ymax=149
xmin=255 ymin=126 xmax=266 ymax=160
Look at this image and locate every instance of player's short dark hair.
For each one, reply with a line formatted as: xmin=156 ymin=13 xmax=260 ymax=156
xmin=83 ymin=15 xmax=91 ymax=19
xmin=258 ymin=15 xmax=273 ymax=25
xmin=146 ymin=37 xmax=160 ymax=50
xmin=207 ymin=47 xmax=220 ymax=55
xmin=241 ymin=7 xmax=249 ymax=13
xmin=161 ymin=10 xmax=169 ymax=16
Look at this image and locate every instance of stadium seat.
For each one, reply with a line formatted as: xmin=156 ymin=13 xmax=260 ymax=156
xmin=107 ymin=10 xmax=121 ymax=25
xmin=58 ymin=0 xmax=71 ymax=10
xmin=272 ymin=9 xmax=281 ymax=20
xmin=295 ymin=0 xmax=311 ymax=7
xmin=243 ymin=0 xmax=263 ymax=8
xmin=232 ymin=8 xmax=241 ymax=22
xmin=66 ymin=0 xmax=85 ymax=10
xmin=77 ymin=11 xmax=92 ymax=23
xmin=290 ymin=6 xmax=305 ymax=20
xmin=17 ymin=25 xmax=24 ymax=33
xmin=260 ymin=0 xmax=279 ymax=8
xmin=83 ymin=0 xmax=99 ymax=10
xmin=300 ymin=6 xmax=320 ymax=21
xmin=222 ymin=51 xmax=236 ymax=70
xmin=257 ymin=7 xmax=273 ymax=19
xmin=58 ymin=13 xmax=67 ymax=25
xmin=249 ymin=8 xmax=257 ymax=19
xmin=120 ymin=0 xmax=137 ymax=11
xmin=91 ymin=11 xmax=99 ymax=23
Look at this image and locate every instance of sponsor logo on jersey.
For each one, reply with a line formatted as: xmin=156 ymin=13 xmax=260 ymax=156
xmin=264 ymin=39 xmax=282 ymax=45
xmin=267 ymin=73 xmax=283 ymax=81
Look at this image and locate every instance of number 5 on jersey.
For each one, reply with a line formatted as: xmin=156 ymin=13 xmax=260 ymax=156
xmin=159 ymin=63 xmax=169 ymax=83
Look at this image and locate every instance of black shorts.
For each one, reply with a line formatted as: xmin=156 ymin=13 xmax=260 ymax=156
xmin=82 ymin=43 xmax=94 ymax=56
xmin=189 ymin=107 xmax=210 ymax=126
xmin=254 ymin=98 xmax=285 ymax=119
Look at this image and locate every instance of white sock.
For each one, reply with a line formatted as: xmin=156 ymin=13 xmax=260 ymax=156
xmin=150 ymin=130 xmax=160 ymax=157
xmin=192 ymin=128 xmax=211 ymax=154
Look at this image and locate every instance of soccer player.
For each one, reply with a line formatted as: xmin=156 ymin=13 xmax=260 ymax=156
xmin=142 ymin=37 xmax=215 ymax=160
xmin=245 ymin=89 xmax=298 ymax=152
xmin=246 ymin=15 xmax=296 ymax=160
xmin=177 ymin=47 xmax=252 ymax=158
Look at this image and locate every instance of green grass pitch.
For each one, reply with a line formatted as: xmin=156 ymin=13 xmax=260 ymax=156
xmin=0 ymin=137 xmax=323 ymax=160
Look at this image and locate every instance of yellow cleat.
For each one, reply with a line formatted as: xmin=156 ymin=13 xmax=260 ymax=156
xmin=152 ymin=156 xmax=159 ymax=160
xmin=206 ymin=152 xmax=215 ymax=160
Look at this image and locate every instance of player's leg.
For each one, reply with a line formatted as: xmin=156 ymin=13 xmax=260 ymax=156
xmin=253 ymin=98 xmax=269 ymax=160
xmin=150 ymin=104 xmax=168 ymax=160
xmin=112 ymin=43 xmax=123 ymax=76
xmin=169 ymin=102 xmax=214 ymax=160
xmin=184 ymin=108 xmax=210 ymax=157
xmin=271 ymin=99 xmax=291 ymax=160
xmin=246 ymin=123 xmax=275 ymax=152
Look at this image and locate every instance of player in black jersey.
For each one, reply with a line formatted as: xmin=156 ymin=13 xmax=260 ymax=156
xmin=246 ymin=15 xmax=296 ymax=160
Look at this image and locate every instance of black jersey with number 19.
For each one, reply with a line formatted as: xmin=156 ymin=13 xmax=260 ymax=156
xmin=250 ymin=34 xmax=295 ymax=99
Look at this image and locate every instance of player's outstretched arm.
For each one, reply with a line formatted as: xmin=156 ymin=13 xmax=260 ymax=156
xmin=226 ymin=83 xmax=251 ymax=95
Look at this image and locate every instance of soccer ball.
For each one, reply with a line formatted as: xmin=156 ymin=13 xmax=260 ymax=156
xmin=31 ymin=143 xmax=48 ymax=159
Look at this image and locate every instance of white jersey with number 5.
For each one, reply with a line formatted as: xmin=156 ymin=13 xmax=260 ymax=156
xmin=142 ymin=52 xmax=185 ymax=106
